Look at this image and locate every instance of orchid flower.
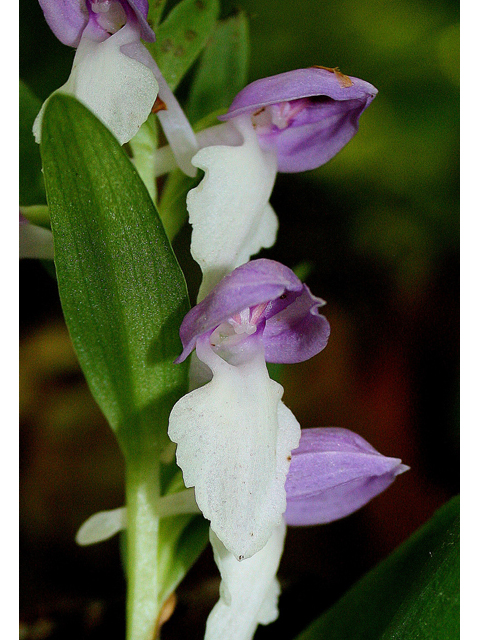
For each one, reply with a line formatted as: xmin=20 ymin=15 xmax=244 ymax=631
xmin=76 ymin=425 xmax=407 ymax=640
xmin=157 ymin=67 xmax=377 ymax=298
xmin=168 ymin=258 xmax=330 ymax=560
xmin=284 ymin=427 xmax=409 ymax=525
xmin=76 ymin=427 xmax=408 ymax=542
xmin=205 ymin=427 xmax=408 ymax=640
xmin=33 ymin=0 xmax=197 ymax=174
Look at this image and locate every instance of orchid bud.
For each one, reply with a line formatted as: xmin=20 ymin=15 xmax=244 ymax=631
xmin=219 ymin=67 xmax=378 ymax=173
xmin=285 ymin=427 xmax=409 ymax=526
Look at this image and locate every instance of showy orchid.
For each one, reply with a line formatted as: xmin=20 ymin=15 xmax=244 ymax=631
xmin=284 ymin=427 xmax=409 ymax=526
xmin=170 ymin=67 xmax=378 ymax=298
xmin=219 ymin=67 xmax=377 ymax=170
xmin=168 ymin=258 xmax=331 ymax=560
xmin=76 ymin=426 xmax=408 ymax=544
xmin=205 ymin=428 xmax=408 ymax=640
xmin=33 ymin=0 xmax=197 ymax=173
xmin=19 ymin=0 xmax=428 ymax=637
xmin=76 ymin=425 xmax=408 ymax=640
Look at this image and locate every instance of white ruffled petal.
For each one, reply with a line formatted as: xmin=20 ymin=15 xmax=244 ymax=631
xmin=187 ymin=115 xmax=278 ymax=300
xmin=168 ymin=337 xmax=300 ymax=560
xmin=235 ymin=201 xmax=278 ymax=272
xmin=33 ymin=23 xmax=158 ymax=145
xmin=205 ymin=522 xmax=286 ymax=640
xmin=19 ymin=223 xmax=54 ymax=260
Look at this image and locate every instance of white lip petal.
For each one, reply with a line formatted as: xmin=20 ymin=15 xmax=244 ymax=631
xmin=205 ymin=522 xmax=286 ymax=640
xmin=187 ymin=115 xmax=278 ymax=301
xmin=168 ymin=338 xmax=300 ymax=560
xmin=195 ymin=121 xmax=243 ymax=149
xmin=34 ymin=23 xmax=158 ymax=145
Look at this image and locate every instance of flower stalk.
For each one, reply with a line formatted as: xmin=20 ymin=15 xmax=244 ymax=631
xmin=125 ymin=455 xmax=162 ymax=640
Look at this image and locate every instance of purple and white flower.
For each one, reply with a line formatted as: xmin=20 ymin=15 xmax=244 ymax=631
xmin=206 ymin=427 xmax=407 ymax=640
xmin=166 ymin=67 xmax=377 ymax=298
xmin=218 ymin=66 xmax=377 ymax=173
xmin=76 ymin=424 xmax=407 ymax=640
xmin=168 ymin=259 xmax=330 ymax=561
xmin=34 ymin=0 xmax=197 ymax=173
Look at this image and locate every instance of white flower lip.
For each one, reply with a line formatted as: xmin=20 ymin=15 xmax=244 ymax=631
xmin=187 ymin=116 xmax=279 ymax=301
xmin=168 ymin=334 xmax=301 ymax=560
xmin=205 ymin=522 xmax=286 ymax=640
xmin=33 ymin=22 xmax=159 ymax=145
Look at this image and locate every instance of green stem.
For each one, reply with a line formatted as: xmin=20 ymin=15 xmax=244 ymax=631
xmin=126 ymin=456 xmax=162 ymax=640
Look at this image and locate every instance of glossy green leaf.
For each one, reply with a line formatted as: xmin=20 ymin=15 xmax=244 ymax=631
xmin=187 ymin=11 xmax=250 ymax=123
xmin=40 ymin=95 xmax=190 ymax=460
xmin=148 ymin=0 xmax=220 ymax=91
xmin=297 ymin=496 xmax=459 ymax=640
xmin=19 ymin=80 xmax=45 ymax=205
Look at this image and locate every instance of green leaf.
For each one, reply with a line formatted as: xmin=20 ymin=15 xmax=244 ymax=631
xmin=158 ymin=168 xmax=200 ymax=241
xmin=19 ymin=204 xmax=50 ymax=229
xmin=148 ymin=0 xmax=168 ymax=30
xmin=187 ymin=11 xmax=250 ymax=124
xmin=148 ymin=0 xmax=220 ymax=91
xmin=19 ymin=81 xmax=45 ymax=205
xmin=129 ymin=113 xmax=160 ymax=203
xmin=297 ymin=496 xmax=459 ymax=640
xmin=157 ymin=471 xmax=210 ymax=607
xmin=40 ymin=95 xmax=190 ymax=460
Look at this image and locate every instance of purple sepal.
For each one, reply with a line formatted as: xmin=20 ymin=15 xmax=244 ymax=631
xmin=177 ymin=259 xmax=303 ymax=362
xmin=263 ymin=285 xmax=330 ymax=363
xmin=38 ymin=0 xmax=155 ymax=46
xmin=176 ymin=259 xmax=330 ymax=365
xmin=221 ymin=68 xmax=378 ymax=118
xmin=219 ymin=68 xmax=378 ymax=173
xmin=284 ymin=428 xmax=408 ymax=526
xmin=123 ymin=0 xmax=155 ymax=42
xmin=38 ymin=0 xmax=89 ymax=47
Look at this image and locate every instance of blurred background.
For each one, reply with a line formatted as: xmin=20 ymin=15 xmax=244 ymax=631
xmin=20 ymin=0 xmax=459 ymax=638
